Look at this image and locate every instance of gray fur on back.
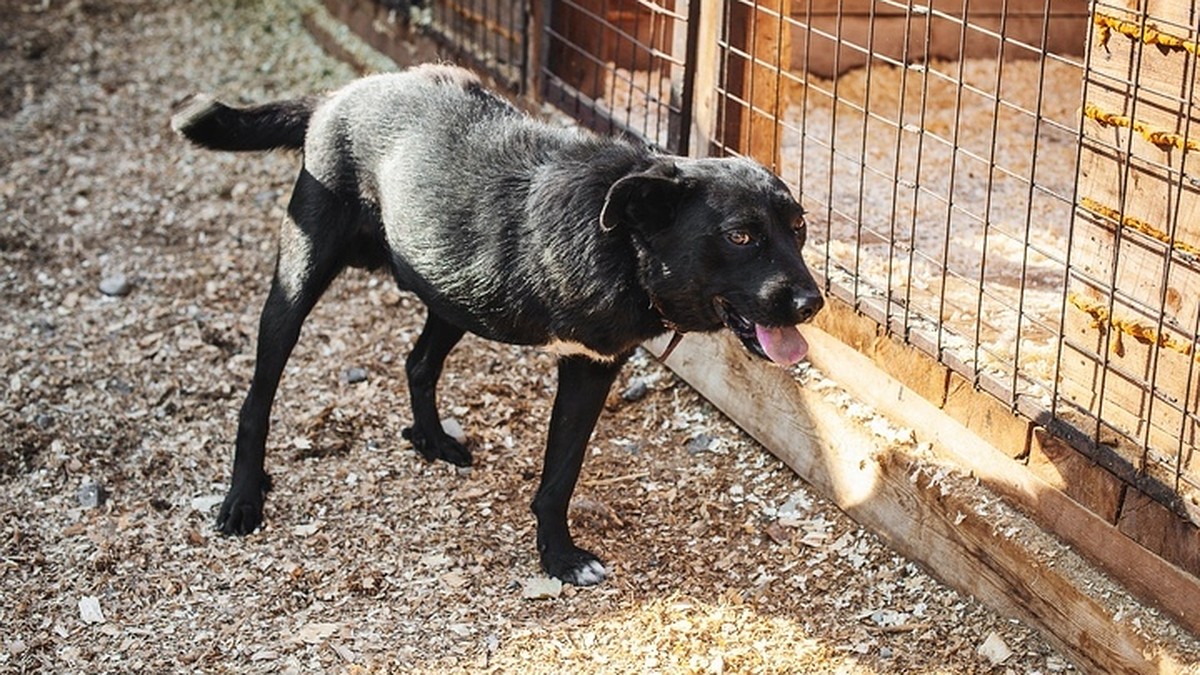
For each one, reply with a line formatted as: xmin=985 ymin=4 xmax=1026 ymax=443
xmin=303 ymin=64 xmax=653 ymax=345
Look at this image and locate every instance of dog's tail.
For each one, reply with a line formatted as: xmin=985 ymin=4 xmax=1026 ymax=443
xmin=171 ymin=94 xmax=320 ymax=152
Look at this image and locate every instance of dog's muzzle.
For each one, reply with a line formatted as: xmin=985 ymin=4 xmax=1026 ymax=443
xmin=714 ymin=297 xmax=817 ymax=366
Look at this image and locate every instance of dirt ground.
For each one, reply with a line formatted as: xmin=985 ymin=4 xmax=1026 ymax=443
xmin=0 ymin=1 xmax=1081 ymax=672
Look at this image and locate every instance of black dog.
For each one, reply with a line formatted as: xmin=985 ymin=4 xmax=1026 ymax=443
xmin=173 ymin=64 xmax=823 ymax=585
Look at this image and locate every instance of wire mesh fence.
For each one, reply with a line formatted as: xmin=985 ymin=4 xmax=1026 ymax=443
xmin=540 ymin=0 xmax=692 ymax=152
xmin=418 ymin=0 xmax=529 ymax=91
xmin=1060 ymin=1 xmax=1200 ymax=512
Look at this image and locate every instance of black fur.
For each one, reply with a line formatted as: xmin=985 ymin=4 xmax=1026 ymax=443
xmin=173 ymin=95 xmax=319 ymax=152
xmin=173 ymin=65 xmax=823 ymax=586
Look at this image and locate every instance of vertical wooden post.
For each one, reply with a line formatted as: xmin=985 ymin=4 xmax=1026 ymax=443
xmin=720 ymin=0 xmax=791 ymax=168
xmin=684 ymin=0 xmax=721 ymax=156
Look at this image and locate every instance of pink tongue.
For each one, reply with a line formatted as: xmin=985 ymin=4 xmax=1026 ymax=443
xmin=754 ymin=324 xmax=809 ymax=365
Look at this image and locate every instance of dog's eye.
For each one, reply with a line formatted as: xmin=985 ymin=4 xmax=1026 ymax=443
xmin=793 ymin=214 xmax=807 ymax=232
xmin=726 ymin=230 xmax=754 ymax=246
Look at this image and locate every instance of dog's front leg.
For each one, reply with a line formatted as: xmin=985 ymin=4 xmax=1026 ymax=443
xmin=532 ymin=354 xmax=626 ymax=585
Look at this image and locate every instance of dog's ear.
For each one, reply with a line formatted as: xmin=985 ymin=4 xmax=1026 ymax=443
xmin=600 ymin=161 xmax=684 ymax=232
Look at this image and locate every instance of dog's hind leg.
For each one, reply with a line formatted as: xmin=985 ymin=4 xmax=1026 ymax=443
xmin=532 ymin=355 xmax=625 ymax=585
xmin=217 ymin=172 xmax=350 ymax=535
xmin=400 ymin=311 xmax=471 ymax=466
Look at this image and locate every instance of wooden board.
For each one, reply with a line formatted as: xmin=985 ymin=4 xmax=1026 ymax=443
xmin=1070 ymin=194 xmax=1200 ymax=323
xmin=1081 ymin=19 xmax=1200 ymax=252
xmin=1062 ymin=1 xmax=1200 ymax=515
xmin=813 ymin=300 xmax=951 ymax=407
xmin=686 ymin=0 xmax=720 ymax=157
xmin=942 ymin=373 xmax=1032 ymax=459
xmin=546 ymin=0 xmax=676 ymax=102
xmin=650 ymin=328 xmax=1200 ymax=669
xmin=786 ymin=0 xmax=1089 ymax=78
xmin=1059 ymin=290 xmax=1200 ymax=501
xmin=1027 ymin=427 xmax=1125 ymax=523
xmin=1094 ymin=0 xmax=1200 ymax=37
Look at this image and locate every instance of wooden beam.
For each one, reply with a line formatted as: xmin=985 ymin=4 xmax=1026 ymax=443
xmin=651 ymin=329 xmax=1200 ymax=670
xmin=792 ymin=322 xmax=1200 ymax=638
xmin=685 ymin=0 xmax=720 ymax=156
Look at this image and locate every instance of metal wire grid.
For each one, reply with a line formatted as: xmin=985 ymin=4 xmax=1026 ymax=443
xmin=426 ymin=0 xmax=528 ymax=91
xmin=705 ymin=0 xmax=1199 ymax=512
xmin=711 ymin=4 xmax=1076 ymax=400
xmin=1057 ymin=2 xmax=1200 ymax=502
xmin=540 ymin=0 xmax=690 ymax=152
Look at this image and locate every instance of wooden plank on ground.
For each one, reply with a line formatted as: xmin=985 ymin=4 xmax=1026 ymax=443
xmin=786 ymin=323 xmax=1200 ymax=637
xmin=651 ymin=329 xmax=1197 ymax=671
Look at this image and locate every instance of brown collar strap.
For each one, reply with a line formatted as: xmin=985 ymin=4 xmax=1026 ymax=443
xmin=656 ymin=331 xmax=685 ymax=362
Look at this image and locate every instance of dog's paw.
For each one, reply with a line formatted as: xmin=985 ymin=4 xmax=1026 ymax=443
xmin=402 ymin=425 xmax=472 ymax=467
xmin=215 ymin=476 xmax=270 ymax=535
xmin=542 ymin=546 xmax=608 ymax=586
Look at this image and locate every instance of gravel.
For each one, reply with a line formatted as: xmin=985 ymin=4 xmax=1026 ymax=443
xmin=0 ymin=0 xmax=1070 ymax=671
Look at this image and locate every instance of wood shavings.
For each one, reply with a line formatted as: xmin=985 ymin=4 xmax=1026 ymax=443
xmin=5 ymin=0 xmax=1187 ymax=672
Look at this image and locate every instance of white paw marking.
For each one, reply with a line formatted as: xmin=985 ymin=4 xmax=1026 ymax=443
xmin=569 ymin=560 xmax=608 ymax=586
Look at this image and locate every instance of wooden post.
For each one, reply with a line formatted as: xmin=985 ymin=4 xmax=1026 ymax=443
xmin=720 ymin=0 xmax=791 ymax=169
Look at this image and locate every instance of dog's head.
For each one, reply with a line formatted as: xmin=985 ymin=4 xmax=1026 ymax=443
xmin=601 ymin=157 xmax=824 ymax=365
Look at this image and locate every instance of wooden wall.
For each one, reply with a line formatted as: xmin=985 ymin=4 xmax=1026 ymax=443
xmin=788 ymin=0 xmax=1091 ymax=79
xmin=1061 ymin=1 xmax=1200 ymax=555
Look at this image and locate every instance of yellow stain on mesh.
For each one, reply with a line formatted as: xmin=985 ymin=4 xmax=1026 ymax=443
xmin=1093 ymin=12 xmax=1200 ymax=56
xmin=1079 ymin=197 xmax=1200 ymax=257
xmin=1085 ymin=104 xmax=1200 ymax=152
xmin=1069 ymin=294 xmax=1197 ymax=360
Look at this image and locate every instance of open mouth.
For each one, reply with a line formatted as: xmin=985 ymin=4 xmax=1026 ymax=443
xmin=714 ymin=298 xmax=809 ymax=366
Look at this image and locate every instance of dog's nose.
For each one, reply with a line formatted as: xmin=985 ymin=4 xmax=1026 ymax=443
xmin=793 ymin=291 xmax=824 ymax=324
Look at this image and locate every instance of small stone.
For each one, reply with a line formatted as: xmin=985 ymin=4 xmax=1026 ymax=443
xmin=686 ymin=433 xmax=715 ymax=455
xmin=190 ymin=494 xmax=224 ymax=513
xmin=763 ymin=521 xmax=790 ymax=545
xmin=77 ymin=481 xmax=106 ymax=509
xmin=976 ymin=631 xmax=1013 ymax=666
xmin=441 ymin=418 xmax=466 ymax=444
xmin=253 ymin=190 xmax=277 ymax=206
xmin=99 ymin=274 xmax=131 ymax=297
xmin=620 ymin=379 xmax=649 ymax=402
xmin=78 ymin=595 xmax=105 ymax=624
xmin=521 ymin=577 xmax=563 ymax=600
xmin=341 ymin=367 xmax=368 ymax=384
